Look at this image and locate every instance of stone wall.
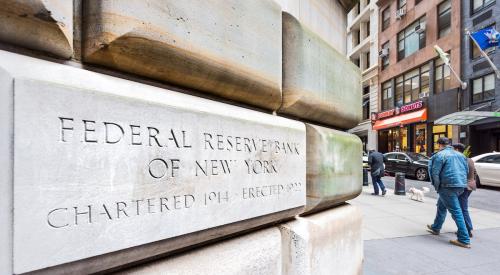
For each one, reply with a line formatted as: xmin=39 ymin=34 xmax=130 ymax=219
xmin=0 ymin=1 xmax=362 ymax=274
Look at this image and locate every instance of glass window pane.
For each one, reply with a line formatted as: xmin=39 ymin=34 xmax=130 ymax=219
xmin=439 ymin=0 xmax=451 ymax=13
xmin=433 ymin=125 xmax=446 ymax=133
xmin=473 ymin=0 xmax=482 ymax=10
xmin=473 ymin=78 xmax=483 ymax=94
xmin=484 ymin=74 xmax=495 ymax=91
xmin=435 ymin=66 xmax=443 ymax=80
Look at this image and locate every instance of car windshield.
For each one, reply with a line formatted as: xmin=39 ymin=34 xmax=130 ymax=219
xmin=406 ymin=152 xmax=428 ymax=161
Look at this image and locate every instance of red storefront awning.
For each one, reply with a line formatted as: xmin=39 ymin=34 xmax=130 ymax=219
xmin=373 ymin=109 xmax=427 ymax=130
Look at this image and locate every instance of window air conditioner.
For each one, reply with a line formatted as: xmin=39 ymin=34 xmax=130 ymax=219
xmin=396 ymin=8 xmax=406 ymax=20
xmin=379 ymin=48 xmax=389 ymax=58
xmin=415 ymin=23 xmax=426 ymax=34
xmin=419 ymin=92 xmax=429 ymax=99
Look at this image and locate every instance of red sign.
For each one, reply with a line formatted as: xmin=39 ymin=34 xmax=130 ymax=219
xmin=373 ymin=100 xmax=424 ymax=121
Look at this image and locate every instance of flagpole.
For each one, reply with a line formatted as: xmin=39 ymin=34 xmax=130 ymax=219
xmin=467 ymin=30 xmax=500 ymax=79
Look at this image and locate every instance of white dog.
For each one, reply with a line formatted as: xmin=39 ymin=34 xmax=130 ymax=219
xmin=408 ymin=187 xmax=430 ymax=202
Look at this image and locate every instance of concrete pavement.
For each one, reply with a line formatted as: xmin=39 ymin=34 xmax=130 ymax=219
xmin=380 ymin=175 xmax=500 ymax=213
xmin=350 ymin=179 xmax=500 ymax=275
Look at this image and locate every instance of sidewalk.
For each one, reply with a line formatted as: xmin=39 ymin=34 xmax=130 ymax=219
xmin=350 ymin=185 xmax=500 ymax=275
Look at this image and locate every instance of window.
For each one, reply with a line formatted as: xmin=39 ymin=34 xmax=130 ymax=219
xmin=366 ymin=20 xmax=371 ymax=37
xmin=382 ymin=8 xmax=390 ymax=31
xmin=382 ymin=81 xmax=394 ymax=110
xmin=386 ymin=153 xmax=397 ymax=160
xmin=476 ymin=154 xmax=500 ymax=163
xmin=394 ymin=63 xmax=430 ymax=106
xmin=472 ymin=0 xmax=495 ymax=14
xmin=397 ymin=154 xmax=409 ymax=161
xmin=472 ymin=73 xmax=495 ymax=103
xmin=434 ymin=58 xmax=451 ymax=93
xmin=398 ymin=0 xmax=407 ymax=10
xmin=365 ymin=51 xmax=371 ymax=69
xmin=438 ymin=0 xmax=451 ymax=38
xmin=471 ymin=24 xmax=496 ymax=59
xmin=381 ymin=42 xmax=390 ymax=70
xmin=362 ymin=97 xmax=370 ymax=120
xmin=398 ymin=17 xmax=426 ymax=60
xmin=432 ymin=125 xmax=453 ymax=152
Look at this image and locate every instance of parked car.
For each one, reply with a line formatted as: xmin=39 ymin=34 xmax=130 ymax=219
xmin=471 ymin=152 xmax=500 ymax=188
xmin=383 ymin=152 xmax=430 ymax=181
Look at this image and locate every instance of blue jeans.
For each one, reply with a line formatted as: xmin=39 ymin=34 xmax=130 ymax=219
xmin=431 ymin=187 xmax=470 ymax=244
xmin=371 ymin=174 xmax=386 ymax=195
xmin=458 ymin=189 xmax=473 ymax=232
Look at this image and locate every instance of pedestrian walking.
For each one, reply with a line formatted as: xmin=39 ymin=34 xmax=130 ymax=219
xmin=453 ymin=143 xmax=477 ymax=237
xmin=426 ymin=137 xmax=470 ymax=248
xmin=368 ymin=149 xmax=387 ymax=196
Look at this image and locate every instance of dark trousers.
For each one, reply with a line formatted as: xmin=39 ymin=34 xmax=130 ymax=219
xmin=458 ymin=189 xmax=473 ymax=232
xmin=371 ymin=174 xmax=386 ymax=194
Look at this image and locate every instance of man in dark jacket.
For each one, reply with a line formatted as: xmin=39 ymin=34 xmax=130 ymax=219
xmin=368 ymin=150 xmax=387 ymax=196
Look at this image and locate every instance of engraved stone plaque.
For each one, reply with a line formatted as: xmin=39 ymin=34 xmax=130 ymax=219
xmin=0 ymin=51 xmax=305 ymax=274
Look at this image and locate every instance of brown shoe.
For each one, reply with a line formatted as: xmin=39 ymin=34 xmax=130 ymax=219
xmin=426 ymin=224 xmax=440 ymax=235
xmin=449 ymin=239 xmax=471 ymax=249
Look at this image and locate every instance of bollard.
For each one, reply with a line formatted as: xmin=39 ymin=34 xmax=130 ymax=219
xmin=363 ymin=168 xmax=369 ymax=186
xmin=394 ymin=172 xmax=406 ymax=195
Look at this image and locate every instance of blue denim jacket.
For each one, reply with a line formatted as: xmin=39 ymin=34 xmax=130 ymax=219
xmin=428 ymin=146 xmax=468 ymax=191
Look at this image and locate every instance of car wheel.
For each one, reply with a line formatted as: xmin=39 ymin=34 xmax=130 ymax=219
xmin=416 ymin=168 xmax=428 ymax=181
xmin=475 ymin=174 xmax=482 ymax=188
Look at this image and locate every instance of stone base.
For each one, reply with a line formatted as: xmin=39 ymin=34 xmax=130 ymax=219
xmin=117 ymin=227 xmax=282 ymax=275
xmin=279 ymin=204 xmax=363 ymax=275
xmin=117 ymin=204 xmax=363 ymax=275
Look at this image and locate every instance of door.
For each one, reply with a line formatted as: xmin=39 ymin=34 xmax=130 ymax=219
xmin=395 ymin=153 xmax=411 ymax=174
xmin=385 ymin=153 xmax=397 ymax=172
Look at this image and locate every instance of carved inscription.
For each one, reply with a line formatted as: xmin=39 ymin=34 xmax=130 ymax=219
xmin=13 ymin=80 xmax=305 ymax=273
xmin=46 ymin=117 xmax=303 ymax=229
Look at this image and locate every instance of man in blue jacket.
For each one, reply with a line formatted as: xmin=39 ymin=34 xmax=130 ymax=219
xmin=427 ymin=137 xmax=470 ymax=248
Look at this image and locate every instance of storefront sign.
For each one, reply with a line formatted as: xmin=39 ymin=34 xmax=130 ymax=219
xmin=399 ymin=101 xmax=423 ymax=114
xmin=372 ymin=100 xmax=425 ymax=121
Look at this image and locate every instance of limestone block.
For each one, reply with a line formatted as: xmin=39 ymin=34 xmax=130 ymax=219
xmin=0 ymin=0 xmax=73 ymax=58
xmin=280 ymin=12 xmax=362 ymax=129
xmin=279 ymin=204 xmax=363 ymax=275
xmin=118 ymin=227 xmax=282 ymax=275
xmin=83 ymin=0 xmax=282 ymax=110
xmin=0 ymin=50 xmax=305 ymax=274
xmin=303 ymin=124 xmax=362 ymax=215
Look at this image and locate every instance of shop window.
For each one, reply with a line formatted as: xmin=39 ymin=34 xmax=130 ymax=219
xmin=415 ymin=124 xmax=427 ymax=154
xmin=471 ymin=24 xmax=495 ymax=60
xmin=438 ymin=0 xmax=451 ymax=38
xmin=432 ymin=125 xmax=453 ymax=152
xmin=382 ymin=81 xmax=394 ymax=110
xmin=398 ymin=17 xmax=426 ymax=60
xmin=472 ymin=0 xmax=495 ymax=15
xmin=434 ymin=58 xmax=451 ymax=93
xmin=382 ymin=7 xmax=390 ymax=31
xmin=379 ymin=127 xmax=408 ymax=153
xmin=472 ymin=73 xmax=495 ymax=103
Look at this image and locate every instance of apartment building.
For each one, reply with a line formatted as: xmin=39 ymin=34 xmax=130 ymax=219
xmin=347 ymin=0 xmax=379 ymax=152
xmin=458 ymin=0 xmax=500 ymax=154
xmin=373 ymin=0 xmax=461 ymax=156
